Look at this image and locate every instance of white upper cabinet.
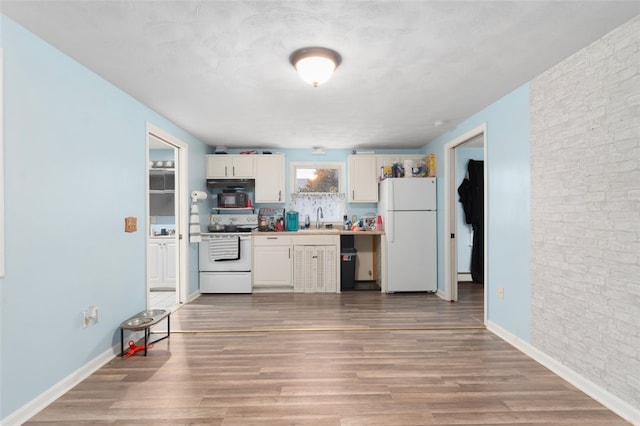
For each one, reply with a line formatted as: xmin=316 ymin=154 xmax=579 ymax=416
xmin=348 ymin=155 xmax=379 ymax=202
xmin=206 ymin=155 xmax=255 ymax=178
xmin=255 ymin=154 xmax=285 ymax=203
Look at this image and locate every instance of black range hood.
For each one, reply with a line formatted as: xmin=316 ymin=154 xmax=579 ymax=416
xmin=206 ymin=178 xmax=255 ymax=189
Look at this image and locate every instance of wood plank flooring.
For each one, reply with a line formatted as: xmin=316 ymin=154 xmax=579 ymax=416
xmin=171 ymin=284 xmax=483 ymax=333
xmin=25 ymin=283 xmax=629 ymax=425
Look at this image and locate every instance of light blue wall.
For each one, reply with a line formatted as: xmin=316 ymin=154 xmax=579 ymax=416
xmin=0 ymin=16 xmax=208 ymax=420
xmin=456 ymin=147 xmax=484 ymax=273
xmin=426 ymin=84 xmax=531 ymax=341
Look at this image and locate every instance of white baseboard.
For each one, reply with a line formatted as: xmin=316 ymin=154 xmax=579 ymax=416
xmin=436 ymin=289 xmax=449 ymax=300
xmin=457 ymin=272 xmax=473 ymax=282
xmin=487 ymin=321 xmax=640 ymax=425
xmin=187 ymin=290 xmax=201 ymax=303
xmin=1 ymin=345 xmax=119 ymax=426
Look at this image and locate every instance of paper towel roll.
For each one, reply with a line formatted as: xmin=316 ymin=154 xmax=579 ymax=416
xmin=191 ymin=190 xmax=207 ymax=201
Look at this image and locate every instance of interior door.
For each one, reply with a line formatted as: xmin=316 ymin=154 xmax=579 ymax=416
xmin=147 ymin=134 xmax=179 ymax=311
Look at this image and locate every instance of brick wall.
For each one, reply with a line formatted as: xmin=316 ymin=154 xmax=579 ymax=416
xmin=530 ymin=16 xmax=640 ymax=408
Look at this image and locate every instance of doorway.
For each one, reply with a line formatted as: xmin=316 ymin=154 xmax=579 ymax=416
xmin=443 ymin=124 xmax=487 ymax=324
xmin=146 ymin=124 xmax=189 ymax=311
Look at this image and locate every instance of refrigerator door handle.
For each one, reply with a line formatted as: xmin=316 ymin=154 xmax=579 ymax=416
xmin=388 ymin=211 xmax=395 ymax=243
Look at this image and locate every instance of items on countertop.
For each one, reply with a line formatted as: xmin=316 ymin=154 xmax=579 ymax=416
xmin=286 ymin=211 xmax=299 ymax=231
xmin=258 ymin=207 xmax=285 ymax=232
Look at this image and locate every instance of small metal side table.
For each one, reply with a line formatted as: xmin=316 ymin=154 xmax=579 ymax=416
xmin=120 ymin=309 xmax=171 ymax=357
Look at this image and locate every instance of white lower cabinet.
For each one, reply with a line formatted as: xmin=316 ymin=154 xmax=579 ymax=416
xmin=293 ymin=245 xmax=338 ymax=293
xmin=253 ymin=234 xmax=339 ymax=293
xmin=148 ymin=240 xmax=176 ymax=289
xmin=252 ymin=235 xmax=292 ymax=292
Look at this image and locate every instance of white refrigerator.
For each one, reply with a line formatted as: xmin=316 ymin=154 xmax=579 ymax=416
xmin=378 ymin=178 xmax=437 ymax=292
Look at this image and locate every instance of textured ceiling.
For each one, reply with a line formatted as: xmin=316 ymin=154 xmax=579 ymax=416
xmin=2 ymin=1 xmax=639 ymax=150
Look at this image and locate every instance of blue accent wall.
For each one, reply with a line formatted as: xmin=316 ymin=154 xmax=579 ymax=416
xmin=427 ymin=84 xmax=532 ymax=342
xmin=0 ymin=16 xmax=208 ymax=420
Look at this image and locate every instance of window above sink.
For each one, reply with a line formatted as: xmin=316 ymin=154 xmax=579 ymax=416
xmin=290 ymin=162 xmax=346 ymax=223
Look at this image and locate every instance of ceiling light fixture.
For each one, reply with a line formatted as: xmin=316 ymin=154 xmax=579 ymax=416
xmin=290 ymin=47 xmax=341 ymax=87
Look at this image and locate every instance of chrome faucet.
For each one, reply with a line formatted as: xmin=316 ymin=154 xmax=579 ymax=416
xmin=316 ymin=206 xmax=324 ymax=229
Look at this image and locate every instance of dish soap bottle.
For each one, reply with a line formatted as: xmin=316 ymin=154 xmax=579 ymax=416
xmin=304 ymin=215 xmax=310 ymax=229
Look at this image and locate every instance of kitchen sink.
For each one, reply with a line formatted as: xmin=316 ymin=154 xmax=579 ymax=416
xmin=297 ymin=227 xmax=340 ymax=233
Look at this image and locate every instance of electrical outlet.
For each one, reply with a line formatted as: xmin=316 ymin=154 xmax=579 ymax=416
xmin=497 ymin=286 xmax=504 ymax=300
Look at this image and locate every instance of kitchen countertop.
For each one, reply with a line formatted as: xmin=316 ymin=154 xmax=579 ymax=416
xmin=252 ymin=229 xmax=384 ymax=236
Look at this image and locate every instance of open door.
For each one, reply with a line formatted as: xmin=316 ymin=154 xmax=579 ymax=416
xmin=443 ymin=124 xmax=487 ymax=324
xmin=146 ymin=124 xmax=189 ymax=311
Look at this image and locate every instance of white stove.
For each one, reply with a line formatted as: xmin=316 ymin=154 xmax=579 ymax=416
xmin=199 ymin=214 xmax=257 ymax=293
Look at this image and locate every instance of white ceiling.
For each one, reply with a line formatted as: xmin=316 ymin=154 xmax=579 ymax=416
xmin=3 ymin=1 xmax=639 ymax=150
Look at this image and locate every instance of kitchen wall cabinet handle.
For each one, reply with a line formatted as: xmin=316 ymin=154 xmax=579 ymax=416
xmin=352 ymin=190 xmax=355 ymax=200
xmin=224 ymin=165 xmax=228 ymax=176
xmin=232 ymin=166 xmax=236 ymax=176
xmin=278 ymin=190 xmax=282 ymax=202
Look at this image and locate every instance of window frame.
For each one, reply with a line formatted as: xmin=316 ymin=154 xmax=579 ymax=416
xmin=289 ymin=162 xmax=345 ymax=194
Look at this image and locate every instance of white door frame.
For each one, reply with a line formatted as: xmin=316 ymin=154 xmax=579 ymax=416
xmin=443 ymin=123 xmax=487 ymax=324
xmin=146 ymin=123 xmax=189 ymax=307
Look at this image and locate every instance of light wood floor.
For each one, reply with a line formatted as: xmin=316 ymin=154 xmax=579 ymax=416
xmin=26 ymin=283 xmax=629 ymax=425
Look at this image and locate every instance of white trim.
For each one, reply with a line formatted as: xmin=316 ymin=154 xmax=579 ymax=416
xmin=487 ymin=321 xmax=640 ymax=425
xmin=1 ymin=346 xmax=118 ymax=426
xmin=145 ymin=123 xmax=190 ymax=307
xmin=442 ymin=123 xmax=487 ymax=324
xmin=0 ymin=48 xmax=5 ymax=277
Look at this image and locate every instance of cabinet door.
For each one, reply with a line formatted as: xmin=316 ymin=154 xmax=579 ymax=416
xmin=231 ymin=155 xmax=255 ymax=178
xmin=148 ymin=242 xmax=163 ymax=285
xmin=293 ymin=245 xmax=338 ymax=293
xmin=255 ymin=155 xmax=285 ymax=203
xmin=206 ymin=155 xmax=231 ymax=178
xmin=318 ymin=245 xmax=338 ymax=293
xmin=253 ymin=245 xmax=292 ymax=288
xmin=164 ymin=242 xmax=177 ymax=283
xmin=348 ymin=155 xmax=378 ymax=202
xmin=292 ymin=245 xmax=306 ymax=293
